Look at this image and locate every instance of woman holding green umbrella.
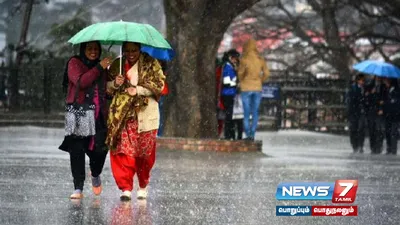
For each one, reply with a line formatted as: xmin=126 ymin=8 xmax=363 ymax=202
xmin=59 ymin=41 xmax=113 ymax=199
xmin=68 ymin=21 xmax=172 ymax=200
xmin=106 ymin=42 xmax=165 ymax=201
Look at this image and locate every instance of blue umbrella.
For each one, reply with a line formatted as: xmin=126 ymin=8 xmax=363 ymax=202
xmin=108 ymin=44 xmax=175 ymax=61
xmin=141 ymin=45 xmax=175 ymax=61
xmin=352 ymin=60 xmax=400 ymax=78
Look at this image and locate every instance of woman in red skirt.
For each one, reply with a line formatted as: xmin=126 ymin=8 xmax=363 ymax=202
xmin=106 ymin=42 xmax=165 ymax=201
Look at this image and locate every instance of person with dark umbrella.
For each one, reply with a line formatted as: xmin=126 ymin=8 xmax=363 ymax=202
xmin=352 ymin=60 xmax=400 ymax=154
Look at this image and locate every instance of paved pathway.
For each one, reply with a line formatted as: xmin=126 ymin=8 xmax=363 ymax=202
xmin=0 ymin=127 xmax=399 ymax=225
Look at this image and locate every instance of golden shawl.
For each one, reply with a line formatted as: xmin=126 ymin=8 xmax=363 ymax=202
xmin=106 ymin=53 xmax=165 ymax=151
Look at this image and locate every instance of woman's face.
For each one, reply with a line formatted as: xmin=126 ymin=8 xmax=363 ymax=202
xmin=84 ymin=42 xmax=100 ymax=61
xmin=375 ymin=77 xmax=382 ymax=84
xmin=383 ymin=78 xmax=390 ymax=87
xmin=230 ymin=56 xmax=239 ymax=65
xmin=123 ymin=43 xmax=140 ymax=65
xmin=357 ymin=78 xmax=365 ymax=86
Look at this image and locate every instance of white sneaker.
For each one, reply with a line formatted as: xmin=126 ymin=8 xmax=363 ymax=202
xmin=137 ymin=187 xmax=148 ymax=199
xmin=120 ymin=190 xmax=132 ymax=201
xmin=70 ymin=189 xmax=83 ymax=200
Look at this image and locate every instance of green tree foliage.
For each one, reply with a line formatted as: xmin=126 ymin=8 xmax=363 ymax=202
xmin=47 ymin=8 xmax=90 ymax=58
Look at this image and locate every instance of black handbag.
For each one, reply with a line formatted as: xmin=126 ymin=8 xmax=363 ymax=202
xmin=94 ymin=112 xmax=108 ymax=152
xmin=64 ymin=75 xmax=96 ymax=137
xmin=59 ymin=75 xmax=96 ymax=152
xmin=59 ymin=117 xmax=108 ymax=153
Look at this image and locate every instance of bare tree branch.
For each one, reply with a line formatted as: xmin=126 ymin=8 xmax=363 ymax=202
xmin=224 ymin=0 xmax=399 ymax=81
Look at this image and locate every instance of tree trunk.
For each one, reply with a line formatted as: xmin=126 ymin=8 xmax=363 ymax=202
xmin=10 ymin=0 xmax=34 ymax=111
xmin=320 ymin=0 xmax=351 ymax=79
xmin=308 ymin=0 xmax=351 ymax=80
xmin=163 ymin=0 xmax=260 ymax=138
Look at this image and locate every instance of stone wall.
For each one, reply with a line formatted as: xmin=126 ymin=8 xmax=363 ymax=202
xmin=156 ymin=137 xmax=262 ymax=152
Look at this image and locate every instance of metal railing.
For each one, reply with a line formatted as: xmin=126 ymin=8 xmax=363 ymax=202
xmin=0 ymin=59 xmax=66 ymax=113
xmin=0 ymin=64 xmax=348 ymax=132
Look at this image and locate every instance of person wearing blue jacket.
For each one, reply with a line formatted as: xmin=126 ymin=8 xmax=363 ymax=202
xmin=383 ymin=78 xmax=400 ymax=155
xmin=221 ymin=49 xmax=240 ymax=140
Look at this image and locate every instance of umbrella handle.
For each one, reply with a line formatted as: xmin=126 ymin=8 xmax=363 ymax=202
xmin=120 ymin=46 xmax=122 ymax=75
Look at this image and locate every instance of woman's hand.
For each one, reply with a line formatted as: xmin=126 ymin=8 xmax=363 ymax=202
xmin=125 ymin=87 xmax=137 ymax=96
xmin=100 ymin=57 xmax=112 ymax=69
xmin=114 ymin=75 xmax=125 ymax=87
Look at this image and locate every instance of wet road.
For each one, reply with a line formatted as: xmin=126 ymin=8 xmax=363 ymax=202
xmin=0 ymin=126 xmax=399 ymax=225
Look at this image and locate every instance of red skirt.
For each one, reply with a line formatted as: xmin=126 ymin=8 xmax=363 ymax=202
xmin=113 ymin=120 xmax=157 ymax=158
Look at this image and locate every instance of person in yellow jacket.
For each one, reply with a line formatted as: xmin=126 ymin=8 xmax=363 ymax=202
xmin=237 ymin=39 xmax=270 ymax=140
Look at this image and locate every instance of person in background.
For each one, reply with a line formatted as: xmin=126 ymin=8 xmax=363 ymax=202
xmin=232 ymin=93 xmax=244 ymax=140
xmin=0 ymin=71 xmax=6 ymax=109
xmin=215 ymin=57 xmax=225 ymax=138
xmin=221 ymin=49 xmax=241 ymax=140
xmin=347 ymin=74 xmax=366 ymax=153
xmin=383 ymin=78 xmax=400 ymax=155
xmin=237 ymin=39 xmax=270 ymax=140
xmin=364 ymin=76 xmax=385 ymax=154
xmin=158 ymin=60 xmax=169 ymax=137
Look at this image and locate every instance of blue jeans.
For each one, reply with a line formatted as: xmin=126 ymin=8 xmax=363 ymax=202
xmin=157 ymin=96 xmax=165 ymax=136
xmin=241 ymin=91 xmax=262 ymax=138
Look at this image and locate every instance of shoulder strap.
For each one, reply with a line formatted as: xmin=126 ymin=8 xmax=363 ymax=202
xmin=73 ymin=75 xmax=83 ymax=104
xmin=73 ymin=73 xmax=98 ymax=105
xmin=69 ymin=56 xmax=97 ymax=105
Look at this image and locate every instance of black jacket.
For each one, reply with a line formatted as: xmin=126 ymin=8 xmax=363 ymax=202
xmin=365 ymin=83 xmax=386 ymax=116
xmin=384 ymin=86 xmax=400 ymax=121
xmin=347 ymin=83 xmax=366 ymax=119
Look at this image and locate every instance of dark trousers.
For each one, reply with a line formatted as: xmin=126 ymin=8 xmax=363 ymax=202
xmin=385 ymin=119 xmax=398 ymax=155
xmin=349 ymin=115 xmax=366 ymax=152
xmin=222 ymin=95 xmax=235 ymax=140
xmin=234 ymin=119 xmax=243 ymax=140
xmin=157 ymin=95 xmax=165 ymax=137
xmin=69 ymin=138 xmax=108 ymax=190
xmin=367 ymin=114 xmax=384 ymax=154
xmin=224 ymin=120 xmax=243 ymax=140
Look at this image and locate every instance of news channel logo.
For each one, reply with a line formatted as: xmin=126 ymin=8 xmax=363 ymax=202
xmin=275 ymin=180 xmax=358 ymax=217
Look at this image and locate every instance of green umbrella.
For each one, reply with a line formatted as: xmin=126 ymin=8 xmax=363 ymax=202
xmin=67 ymin=20 xmax=172 ymax=49
xmin=68 ymin=20 xmax=173 ymax=74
